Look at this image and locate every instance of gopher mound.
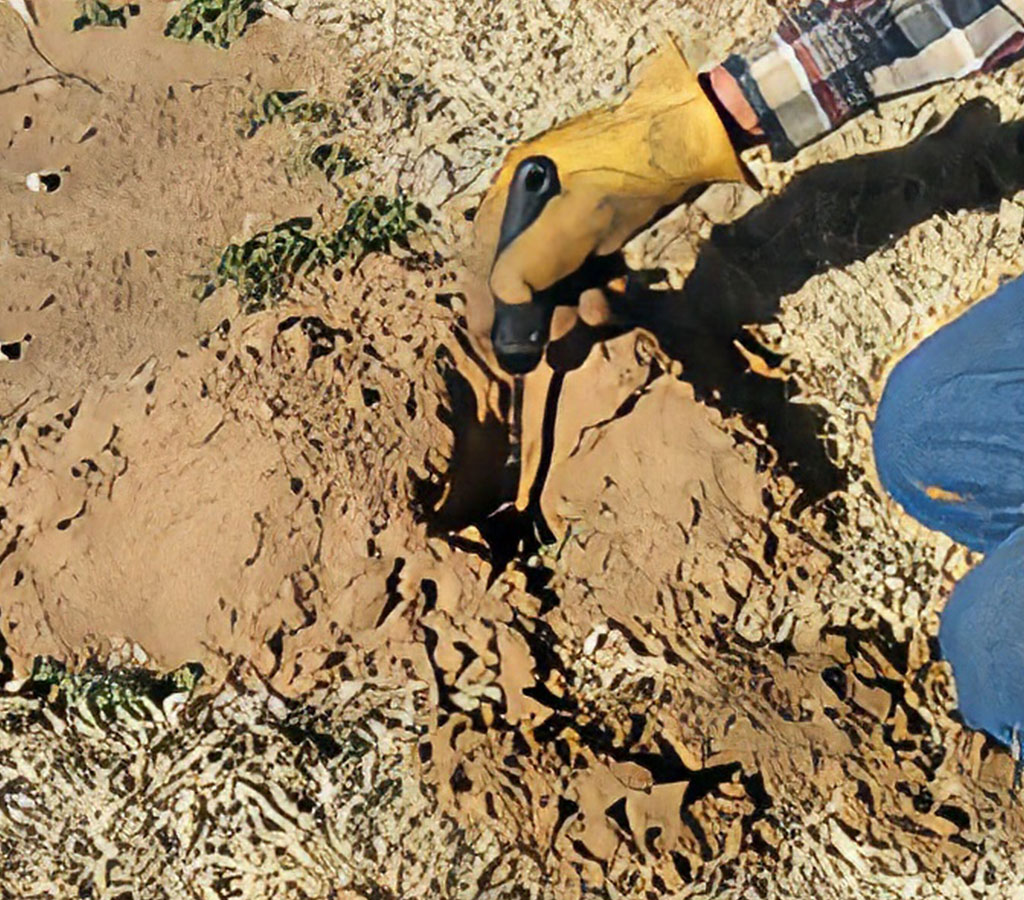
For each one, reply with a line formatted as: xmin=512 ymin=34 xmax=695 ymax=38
xmin=4 ymin=0 xmax=1024 ymax=896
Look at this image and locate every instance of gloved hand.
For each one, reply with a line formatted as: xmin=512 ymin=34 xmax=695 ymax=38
xmin=472 ymin=37 xmax=750 ymax=374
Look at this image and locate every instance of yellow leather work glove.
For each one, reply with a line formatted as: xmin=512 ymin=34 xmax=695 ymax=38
xmin=472 ymin=37 xmax=749 ymax=374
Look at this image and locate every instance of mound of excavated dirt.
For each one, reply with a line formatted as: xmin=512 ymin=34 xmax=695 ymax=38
xmin=5 ymin=0 xmax=1024 ymax=896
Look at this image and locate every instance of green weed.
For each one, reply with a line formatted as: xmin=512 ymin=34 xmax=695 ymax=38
xmin=244 ymin=90 xmax=345 ymax=137
xmin=73 ymin=0 xmax=139 ymax=30
xmin=30 ymin=656 xmax=203 ymax=714
xmin=200 ymin=195 xmax=427 ymax=312
xmin=242 ymin=91 xmax=366 ymax=182
xmin=164 ymin=0 xmax=263 ymax=49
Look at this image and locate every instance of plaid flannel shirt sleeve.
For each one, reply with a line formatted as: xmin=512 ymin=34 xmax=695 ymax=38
xmin=722 ymin=0 xmax=1024 ymax=160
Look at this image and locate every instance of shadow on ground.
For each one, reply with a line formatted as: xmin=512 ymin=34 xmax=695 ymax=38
xmin=423 ymin=99 xmax=1024 ymax=570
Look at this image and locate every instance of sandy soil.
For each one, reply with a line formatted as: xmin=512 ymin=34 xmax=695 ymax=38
xmin=4 ymin=0 xmax=1024 ymax=896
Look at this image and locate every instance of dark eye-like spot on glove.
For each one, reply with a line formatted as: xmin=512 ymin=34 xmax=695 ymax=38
xmin=495 ymin=155 xmax=562 ymax=257
xmin=523 ymin=161 xmax=549 ymax=193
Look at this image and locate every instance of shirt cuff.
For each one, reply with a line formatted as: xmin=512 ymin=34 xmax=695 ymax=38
xmin=720 ymin=0 xmax=877 ymax=162
xmin=722 ymin=0 xmax=1024 ymax=162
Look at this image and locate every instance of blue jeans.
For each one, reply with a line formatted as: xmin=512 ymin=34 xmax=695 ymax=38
xmin=873 ymin=275 xmax=1024 ymax=746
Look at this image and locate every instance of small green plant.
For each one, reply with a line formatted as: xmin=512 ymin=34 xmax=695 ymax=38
xmin=73 ymin=0 xmax=139 ymax=29
xmin=29 ymin=656 xmax=203 ymax=714
xmin=309 ymin=142 xmax=364 ymax=181
xmin=164 ymin=0 xmax=263 ymax=49
xmin=241 ymin=91 xmax=366 ymax=183
xmin=201 ymin=195 xmax=426 ymax=312
xmin=244 ymin=91 xmax=345 ymax=138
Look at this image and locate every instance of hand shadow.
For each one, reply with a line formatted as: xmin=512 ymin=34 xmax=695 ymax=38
xmin=420 ymin=98 xmax=1024 ymax=568
xmin=555 ymin=97 xmax=1024 ymax=517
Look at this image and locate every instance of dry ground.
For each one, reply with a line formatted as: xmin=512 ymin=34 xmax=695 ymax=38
xmin=4 ymin=0 xmax=1024 ymax=896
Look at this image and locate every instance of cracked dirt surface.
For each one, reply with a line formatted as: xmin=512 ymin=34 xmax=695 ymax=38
xmin=5 ymin=0 xmax=1024 ymax=897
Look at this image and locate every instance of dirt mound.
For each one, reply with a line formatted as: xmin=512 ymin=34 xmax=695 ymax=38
xmin=5 ymin=0 xmax=1024 ymax=896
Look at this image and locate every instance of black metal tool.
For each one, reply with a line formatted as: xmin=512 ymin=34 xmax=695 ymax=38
xmin=488 ymin=155 xmax=561 ymax=512
xmin=490 ymin=155 xmax=562 ymax=377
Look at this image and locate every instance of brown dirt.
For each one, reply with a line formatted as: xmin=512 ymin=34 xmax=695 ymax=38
xmin=4 ymin=0 xmax=1024 ymax=897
